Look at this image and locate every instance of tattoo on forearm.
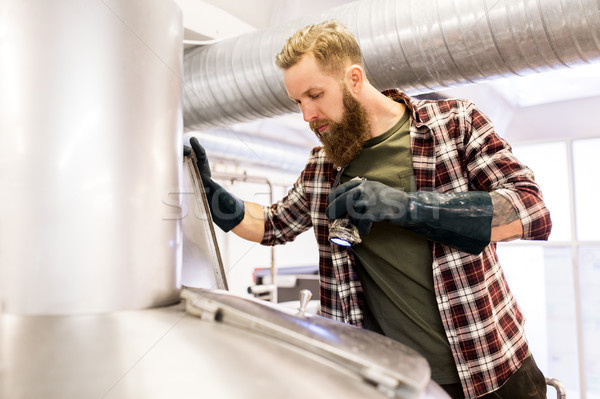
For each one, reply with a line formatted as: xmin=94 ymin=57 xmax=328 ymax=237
xmin=490 ymin=192 xmax=519 ymax=227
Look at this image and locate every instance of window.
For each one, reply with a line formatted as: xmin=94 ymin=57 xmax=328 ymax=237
xmin=579 ymin=246 xmax=600 ymax=397
xmin=510 ymin=142 xmax=571 ymax=241
xmin=573 ymin=138 xmax=600 ymax=241
xmin=498 ymin=138 xmax=600 ymax=399
xmin=498 ymin=245 xmax=581 ymax=396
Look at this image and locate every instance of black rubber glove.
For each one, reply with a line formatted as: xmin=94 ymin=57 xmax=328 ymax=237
xmin=326 ymin=180 xmax=493 ymax=255
xmin=188 ymin=137 xmax=245 ymax=232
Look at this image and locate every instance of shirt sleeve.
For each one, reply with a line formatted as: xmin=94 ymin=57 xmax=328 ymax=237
xmin=260 ymin=155 xmax=315 ymax=246
xmin=462 ymin=101 xmax=552 ymax=241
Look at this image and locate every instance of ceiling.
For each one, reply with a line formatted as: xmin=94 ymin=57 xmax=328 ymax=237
xmin=175 ymin=0 xmax=600 ymax=154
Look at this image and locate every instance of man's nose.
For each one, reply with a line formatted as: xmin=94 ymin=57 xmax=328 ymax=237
xmin=300 ymin=103 xmax=318 ymax=122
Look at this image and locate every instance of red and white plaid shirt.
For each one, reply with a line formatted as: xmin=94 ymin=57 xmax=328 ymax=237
xmin=261 ymin=90 xmax=552 ymax=397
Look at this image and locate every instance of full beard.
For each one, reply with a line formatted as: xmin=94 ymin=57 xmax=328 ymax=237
xmin=310 ymin=87 xmax=371 ymax=167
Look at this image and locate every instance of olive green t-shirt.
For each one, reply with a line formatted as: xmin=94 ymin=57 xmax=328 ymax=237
xmin=341 ymin=111 xmax=460 ymax=384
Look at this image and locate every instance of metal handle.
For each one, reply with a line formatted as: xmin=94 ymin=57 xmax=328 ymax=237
xmin=297 ymin=289 xmax=312 ymax=315
xmin=545 ymin=377 xmax=566 ymax=399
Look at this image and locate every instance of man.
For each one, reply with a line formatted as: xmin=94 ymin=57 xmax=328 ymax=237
xmin=190 ymin=20 xmax=552 ymax=398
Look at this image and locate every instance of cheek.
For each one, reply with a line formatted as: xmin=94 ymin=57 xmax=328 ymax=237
xmin=323 ymin=102 xmax=344 ymax=123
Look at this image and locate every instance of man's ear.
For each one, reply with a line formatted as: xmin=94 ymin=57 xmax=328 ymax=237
xmin=346 ymin=64 xmax=364 ymax=94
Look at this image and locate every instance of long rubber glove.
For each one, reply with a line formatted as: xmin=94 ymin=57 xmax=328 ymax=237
xmin=188 ymin=137 xmax=245 ymax=232
xmin=326 ymin=180 xmax=493 ymax=255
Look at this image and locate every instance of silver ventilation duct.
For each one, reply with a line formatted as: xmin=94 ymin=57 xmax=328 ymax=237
xmin=183 ymin=0 xmax=600 ymax=130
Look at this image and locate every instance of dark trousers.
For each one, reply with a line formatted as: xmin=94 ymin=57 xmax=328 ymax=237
xmin=441 ymin=355 xmax=547 ymax=399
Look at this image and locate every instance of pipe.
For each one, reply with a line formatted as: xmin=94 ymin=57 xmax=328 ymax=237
xmin=185 ymin=130 xmax=311 ymax=173
xmin=212 ymin=172 xmax=278 ymax=303
xmin=183 ymin=0 xmax=600 ymax=130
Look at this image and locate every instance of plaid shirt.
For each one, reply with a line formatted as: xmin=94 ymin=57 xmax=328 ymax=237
xmin=261 ymin=90 xmax=552 ymax=398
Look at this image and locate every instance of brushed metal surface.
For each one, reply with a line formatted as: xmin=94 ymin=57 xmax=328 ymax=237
xmin=182 ymin=287 xmax=432 ymax=397
xmin=0 ymin=0 xmax=183 ymax=314
xmin=1 ymin=296 xmax=449 ymax=399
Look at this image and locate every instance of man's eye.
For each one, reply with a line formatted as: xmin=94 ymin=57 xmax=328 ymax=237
xmin=309 ymin=93 xmax=322 ymax=100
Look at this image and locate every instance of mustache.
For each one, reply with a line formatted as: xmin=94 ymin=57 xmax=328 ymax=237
xmin=309 ymin=120 xmax=329 ymax=130
xmin=309 ymin=120 xmax=331 ymax=140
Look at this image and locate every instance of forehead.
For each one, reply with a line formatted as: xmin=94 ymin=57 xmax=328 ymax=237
xmin=283 ymin=54 xmax=340 ymax=98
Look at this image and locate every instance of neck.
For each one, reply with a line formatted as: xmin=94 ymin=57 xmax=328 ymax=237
xmin=364 ymin=89 xmax=406 ymax=138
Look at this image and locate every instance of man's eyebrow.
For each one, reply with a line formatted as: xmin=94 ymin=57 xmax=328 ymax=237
xmin=289 ymin=88 xmax=320 ymax=103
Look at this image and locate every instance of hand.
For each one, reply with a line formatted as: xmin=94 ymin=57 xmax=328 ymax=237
xmin=189 ymin=137 xmax=212 ymax=187
xmin=326 ymin=180 xmax=409 ymax=236
xmin=185 ymin=137 xmax=245 ymax=232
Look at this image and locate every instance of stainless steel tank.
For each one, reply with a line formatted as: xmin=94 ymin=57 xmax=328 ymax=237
xmin=1 ymin=288 xmax=450 ymax=399
xmin=0 ymin=0 xmax=183 ymax=314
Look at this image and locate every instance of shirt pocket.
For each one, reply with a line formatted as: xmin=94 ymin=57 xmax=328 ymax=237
xmin=397 ymin=170 xmax=417 ymax=192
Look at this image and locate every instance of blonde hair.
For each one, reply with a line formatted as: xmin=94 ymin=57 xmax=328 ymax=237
xmin=275 ymin=20 xmax=363 ymax=77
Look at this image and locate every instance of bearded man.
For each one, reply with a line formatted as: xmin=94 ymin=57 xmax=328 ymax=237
xmin=189 ymin=20 xmax=552 ymax=399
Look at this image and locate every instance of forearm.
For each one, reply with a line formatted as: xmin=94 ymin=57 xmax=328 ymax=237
xmin=189 ymin=138 xmax=267 ymax=242
xmin=231 ymin=201 xmax=265 ymax=243
xmin=490 ymin=192 xmax=523 ymax=242
xmin=328 ymin=181 xmax=494 ymax=254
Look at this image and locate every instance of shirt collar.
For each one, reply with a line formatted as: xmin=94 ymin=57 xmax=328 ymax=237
xmin=381 ymin=89 xmax=426 ymax=127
